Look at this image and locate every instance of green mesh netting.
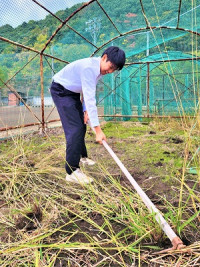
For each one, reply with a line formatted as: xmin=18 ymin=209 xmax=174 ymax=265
xmin=100 ymin=52 xmax=200 ymax=121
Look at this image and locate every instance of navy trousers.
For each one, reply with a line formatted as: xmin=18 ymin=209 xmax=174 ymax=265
xmin=50 ymin=81 xmax=87 ymax=174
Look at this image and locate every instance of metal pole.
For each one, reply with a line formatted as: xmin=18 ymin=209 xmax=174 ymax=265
xmin=51 ymin=46 xmax=54 ymax=77
xmin=98 ymin=114 xmax=195 ymax=118
xmin=163 ymin=75 xmax=165 ymax=100
xmin=126 ymin=56 xmax=200 ymax=66
xmin=147 ymin=62 xmax=150 ymax=117
xmin=40 ymin=54 xmax=45 ymax=133
xmin=146 ymin=31 xmax=150 ymax=57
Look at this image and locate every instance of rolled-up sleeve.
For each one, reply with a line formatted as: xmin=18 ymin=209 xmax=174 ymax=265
xmin=81 ymin=67 xmax=100 ymax=127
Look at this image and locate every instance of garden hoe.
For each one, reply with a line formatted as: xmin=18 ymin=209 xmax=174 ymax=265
xmin=89 ymin=120 xmax=189 ymax=251
xmin=90 ymin=119 xmax=188 ymax=252
xmin=101 ymin=139 xmax=187 ymax=252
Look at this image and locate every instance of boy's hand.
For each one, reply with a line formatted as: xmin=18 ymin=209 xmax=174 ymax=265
xmin=94 ymin=125 xmax=106 ymax=145
xmin=84 ymin=111 xmax=89 ymax=124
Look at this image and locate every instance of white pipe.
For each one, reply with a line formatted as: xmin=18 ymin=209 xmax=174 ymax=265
xmin=102 ymin=139 xmax=177 ymax=242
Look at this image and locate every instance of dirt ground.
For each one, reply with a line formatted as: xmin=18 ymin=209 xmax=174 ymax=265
xmin=44 ymin=121 xmax=200 ymax=242
xmin=1 ymin=120 xmax=200 ymax=266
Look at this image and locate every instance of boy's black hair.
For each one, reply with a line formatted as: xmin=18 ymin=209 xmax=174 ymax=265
xmin=102 ymin=46 xmax=126 ymax=70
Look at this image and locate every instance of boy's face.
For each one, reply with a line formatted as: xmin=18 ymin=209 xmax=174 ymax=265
xmin=100 ymin=54 xmax=117 ymax=75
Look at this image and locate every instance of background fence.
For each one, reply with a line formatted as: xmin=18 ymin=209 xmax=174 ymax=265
xmin=0 ymin=0 xmax=200 ymax=131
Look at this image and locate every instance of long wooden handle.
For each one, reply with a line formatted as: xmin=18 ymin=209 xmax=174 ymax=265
xmin=102 ymin=140 xmax=181 ymax=244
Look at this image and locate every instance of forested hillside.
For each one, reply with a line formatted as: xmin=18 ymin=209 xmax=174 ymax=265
xmin=0 ymin=0 xmax=199 ymax=96
xmin=0 ymin=0 xmax=198 ymax=54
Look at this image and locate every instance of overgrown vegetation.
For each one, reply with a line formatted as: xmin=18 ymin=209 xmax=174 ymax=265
xmin=0 ymin=119 xmax=199 ymax=266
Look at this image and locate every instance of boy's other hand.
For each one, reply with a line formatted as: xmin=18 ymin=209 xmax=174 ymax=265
xmin=94 ymin=125 xmax=106 ymax=145
xmin=84 ymin=111 xmax=89 ymax=124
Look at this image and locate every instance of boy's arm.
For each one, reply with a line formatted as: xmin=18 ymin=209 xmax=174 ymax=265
xmin=81 ymin=93 xmax=88 ymax=124
xmin=83 ymin=111 xmax=106 ymax=144
xmin=81 ymin=67 xmax=106 ymax=144
xmin=81 ymin=68 xmax=99 ymax=127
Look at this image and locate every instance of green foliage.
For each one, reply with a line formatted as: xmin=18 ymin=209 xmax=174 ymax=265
xmin=0 ymin=0 xmax=199 ymax=97
xmin=0 ymin=66 xmax=8 ymax=96
xmin=0 ymin=0 xmax=198 ymax=56
xmin=0 ymin=66 xmax=7 ymax=86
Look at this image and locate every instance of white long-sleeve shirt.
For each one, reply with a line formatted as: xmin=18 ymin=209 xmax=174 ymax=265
xmin=53 ymin=57 xmax=102 ymax=127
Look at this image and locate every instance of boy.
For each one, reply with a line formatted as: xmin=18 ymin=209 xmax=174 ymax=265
xmin=50 ymin=46 xmax=126 ymax=184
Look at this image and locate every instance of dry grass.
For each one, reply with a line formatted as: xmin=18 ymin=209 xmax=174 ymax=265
xmin=0 ymin=119 xmax=200 ymax=266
